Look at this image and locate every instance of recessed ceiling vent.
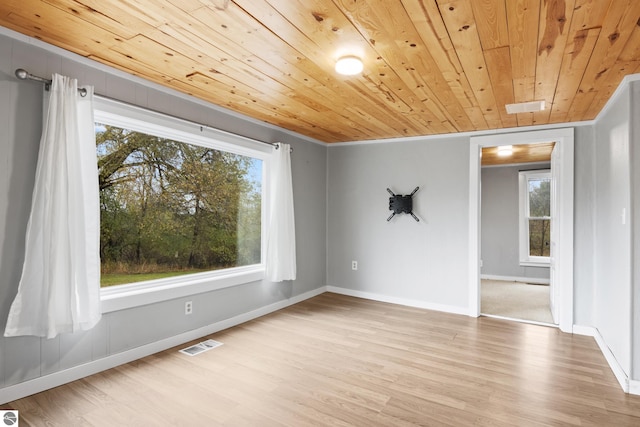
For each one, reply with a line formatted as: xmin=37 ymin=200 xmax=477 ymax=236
xmin=505 ymin=100 xmax=546 ymax=114
xmin=179 ymin=339 xmax=223 ymax=356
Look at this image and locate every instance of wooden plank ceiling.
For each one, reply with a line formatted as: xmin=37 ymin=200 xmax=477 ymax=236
xmin=1 ymin=0 xmax=639 ymax=143
xmin=481 ymin=141 xmax=554 ymax=166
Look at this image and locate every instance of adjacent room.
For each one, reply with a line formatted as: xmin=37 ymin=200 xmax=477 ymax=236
xmin=480 ymin=142 xmax=554 ymax=325
xmin=2 ymin=1 xmax=640 ymax=425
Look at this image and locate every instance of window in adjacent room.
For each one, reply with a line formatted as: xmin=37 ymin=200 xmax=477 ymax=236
xmin=519 ymin=170 xmax=551 ymax=266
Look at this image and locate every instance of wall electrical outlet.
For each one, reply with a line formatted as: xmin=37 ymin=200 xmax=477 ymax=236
xmin=352 ymin=260 xmax=358 ymax=271
xmin=185 ymin=301 xmax=193 ymax=315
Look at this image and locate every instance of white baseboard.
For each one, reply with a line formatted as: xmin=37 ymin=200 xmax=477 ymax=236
xmin=570 ymin=324 xmax=592 ymax=336
xmin=481 ymin=274 xmax=550 ymax=285
xmin=0 ymin=286 xmax=327 ymax=405
xmin=326 ymin=286 xmax=469 ymax=316
xmin=572 ymin=324 xmax=630 ymax=393
xmin=629 ymin=380 xmax=640 ymax=396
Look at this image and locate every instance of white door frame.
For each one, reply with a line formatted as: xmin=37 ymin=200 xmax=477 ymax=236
xmin=549 ymin=144 xmax=560 ymax=323
xmin=468 ymin=128 xmax=574 ymax=333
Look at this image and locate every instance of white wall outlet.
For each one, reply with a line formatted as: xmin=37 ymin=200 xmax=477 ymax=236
xmin=352 ymin=260 xmax=358 ymax=270
xmin=185 ymin=301 xmax=193 ymax=315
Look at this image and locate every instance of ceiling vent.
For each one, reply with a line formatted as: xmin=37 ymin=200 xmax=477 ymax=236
xmin=179 ymin=339 xmax=223 ymax=356
xmin=505 ymin=100 xmax=546 ymax=114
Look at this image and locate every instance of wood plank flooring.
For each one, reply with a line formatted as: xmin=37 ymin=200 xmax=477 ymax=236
xmin=3 ymin=292 xmax=640 ymax=426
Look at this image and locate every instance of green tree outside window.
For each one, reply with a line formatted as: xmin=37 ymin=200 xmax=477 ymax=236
xmin=96 ymin=124 xmax=262 ymax=287
xmin=527 ymin=178 xmax=550 ymax=257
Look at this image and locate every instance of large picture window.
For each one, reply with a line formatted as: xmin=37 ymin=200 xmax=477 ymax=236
xmin=94 ymin=99 xmax=269 ymax=312
xmin=97 ymin=124 xmax=262 ymax=287
xmin=519 ymin=170 xmax=551 ymax=266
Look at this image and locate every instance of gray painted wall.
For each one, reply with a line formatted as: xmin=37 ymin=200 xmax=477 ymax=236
xmin=327 ymin=137 xmax=471 ymax=310
xmin=0 ymin=30 xmax=327 ymax=391
xmin=631 ymin=81 xmax=640 ymax=380
xmin=594 ymin=83 xmax=632 ymax=375
xmin=326 ymin=129 xmax=599 ymax=329
xmin=480 ymin=163 xmax=551 ymax=280
xmin=572 ymin=125 xmax=596 ymax=327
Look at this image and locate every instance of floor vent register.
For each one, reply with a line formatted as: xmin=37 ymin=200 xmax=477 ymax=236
xmin=179 ymin=339 xmax=224 ymax=356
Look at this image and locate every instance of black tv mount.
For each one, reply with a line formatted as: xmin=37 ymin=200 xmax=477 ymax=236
xmin=387 ymin=187 xmax=419 ymax=222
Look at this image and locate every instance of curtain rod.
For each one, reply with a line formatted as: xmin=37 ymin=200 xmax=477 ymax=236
xmin=14 ymin=68 xmax=291 ymax=152
xmin=15 ymin=68 xmax=88 ymax=97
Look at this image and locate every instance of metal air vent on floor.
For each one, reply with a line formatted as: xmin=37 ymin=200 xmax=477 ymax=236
xmin=179 ymin=339 xmax=223 ymax=356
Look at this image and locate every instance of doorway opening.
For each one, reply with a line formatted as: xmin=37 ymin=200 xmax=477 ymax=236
xmin=468 ymin=128 xmax=574 ymax=333
xmin=480 ymin=147 xmax=554 ymax=325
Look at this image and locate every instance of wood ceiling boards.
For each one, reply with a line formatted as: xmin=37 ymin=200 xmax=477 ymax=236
xmin=1 ymin=0 xmax=639 ymax=143
xmin=481 ymin=141 xmax=554 ymax=166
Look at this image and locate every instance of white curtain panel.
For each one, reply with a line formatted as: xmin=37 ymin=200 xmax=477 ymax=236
xmin=4 ymin=74 xmax=101 ymax=339
xmin=265 ymin=143 xmax=297 ymax=282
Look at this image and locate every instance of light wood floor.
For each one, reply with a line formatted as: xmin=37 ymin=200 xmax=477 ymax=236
xmin=3 ymin=293 xmax=640 ymax=426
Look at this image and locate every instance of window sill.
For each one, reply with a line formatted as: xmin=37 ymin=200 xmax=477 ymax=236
xmin=519 ymin=260 xmax=550 ymax=268
xmin=100 ymin=265 xmax=265 ymax=313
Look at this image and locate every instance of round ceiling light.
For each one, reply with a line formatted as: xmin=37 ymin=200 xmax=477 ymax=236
xmin=497 ymin=145 xmax=513 ymax=156
xmin=335 ymin=56 xmax=363 ymax=75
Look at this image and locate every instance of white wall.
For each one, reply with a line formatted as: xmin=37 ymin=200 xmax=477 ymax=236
xmin=0 ymin=29 xmax=327 ymax=399
xmin=481 ymin=163 xmax=551 ymax=281
xmin=594 ymin=83 xmax=632 ymax=376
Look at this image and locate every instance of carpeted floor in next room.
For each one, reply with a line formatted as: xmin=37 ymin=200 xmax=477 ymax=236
xmin=481 ymin=279 xmax=554 ymax=324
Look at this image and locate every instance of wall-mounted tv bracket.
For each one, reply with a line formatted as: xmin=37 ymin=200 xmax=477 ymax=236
xmin=387 ymin=187 xmax=419 ymax=222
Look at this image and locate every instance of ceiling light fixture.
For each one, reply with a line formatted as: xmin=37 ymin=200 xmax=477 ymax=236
xmin=497 ymin=145 xmax=513 ymax=156
xmin=335 ymin=56 xmax=363 ymax=75
xmin=505 ymin=100 xmax=546 ymax=114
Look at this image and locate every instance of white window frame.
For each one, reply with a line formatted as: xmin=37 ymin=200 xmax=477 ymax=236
xmin=94 ymin=97 xmax=272 ymax=313
xmin=518 ymin=169 xmax=551 ymax=266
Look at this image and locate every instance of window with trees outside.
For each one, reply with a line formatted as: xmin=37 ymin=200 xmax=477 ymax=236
xmin=94 ymin=99 xmax=268 ymax=310
xmin=519 ymin=170 xmax=551 ymax=266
